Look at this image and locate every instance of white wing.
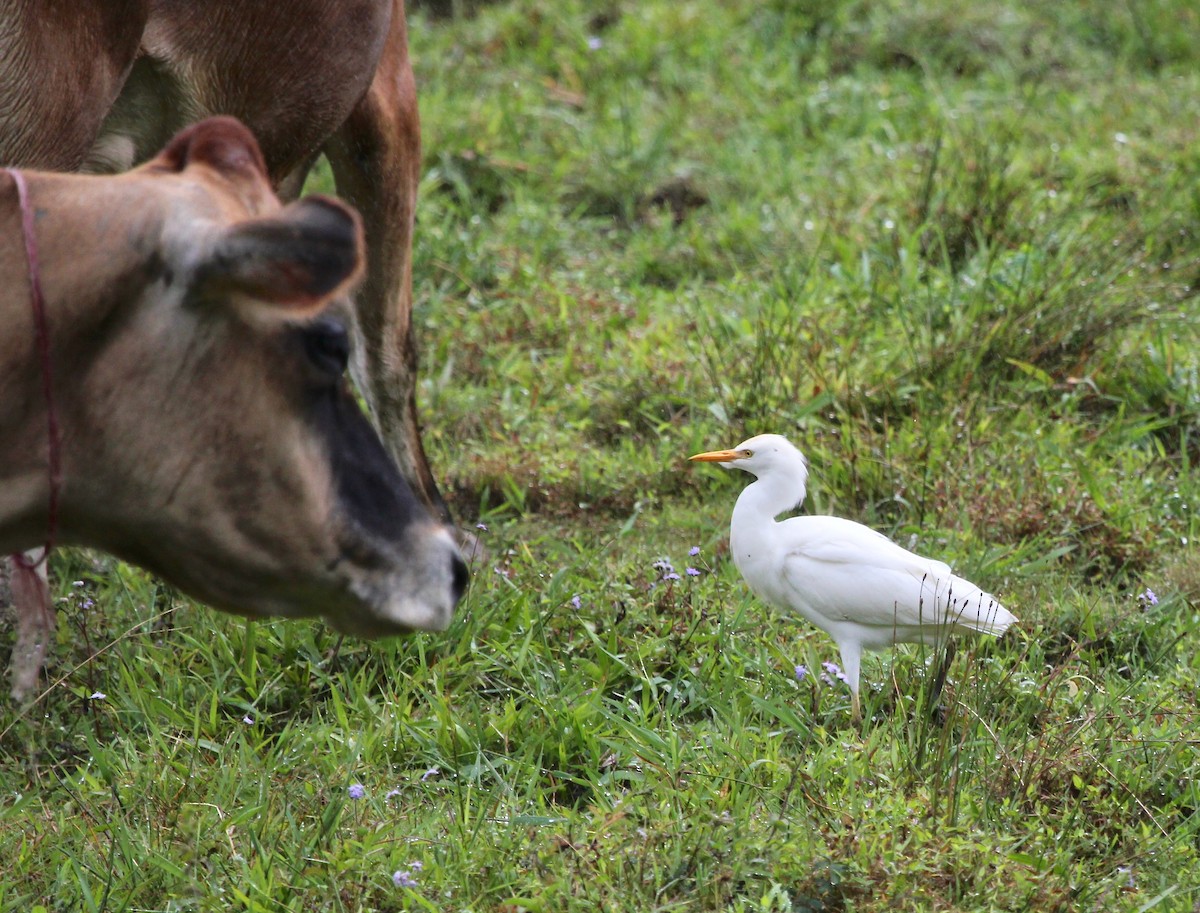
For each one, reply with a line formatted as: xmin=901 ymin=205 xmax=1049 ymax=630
xmin=773 ymin=515 xmax=1013 ymax=646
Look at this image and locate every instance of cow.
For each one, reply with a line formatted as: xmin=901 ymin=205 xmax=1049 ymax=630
xmin=1 ymin=117 xmax=468 ymax=700
xmin=0 ymin=0 xmax=443 ymax=519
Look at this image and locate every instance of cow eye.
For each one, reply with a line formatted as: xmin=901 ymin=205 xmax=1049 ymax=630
xmin=303 ymin=317 xmax=351 ymax=377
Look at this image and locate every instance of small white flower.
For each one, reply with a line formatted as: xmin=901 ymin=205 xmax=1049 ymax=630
xmin=89 ymin=691 xmax=106 ymax=701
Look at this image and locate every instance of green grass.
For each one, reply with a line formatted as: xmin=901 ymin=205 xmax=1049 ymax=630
xmin=5 ymin=0 xmax=1200 ymax=909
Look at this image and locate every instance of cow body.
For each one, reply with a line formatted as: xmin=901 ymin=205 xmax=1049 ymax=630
xmin=0 ymin=0 xmax=440 ymax=515
xmin=1 ymin=118 xmax=467 ymax=699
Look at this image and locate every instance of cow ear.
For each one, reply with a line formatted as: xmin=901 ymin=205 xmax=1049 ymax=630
xmin=153 ymin=116 xmax=269 ymax=178
xmin=194 ymin=195 xmax=366 ymax=316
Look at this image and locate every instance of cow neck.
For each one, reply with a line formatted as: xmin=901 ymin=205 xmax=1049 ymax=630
xmin=6 ymin=168 xmax=61 ymax=571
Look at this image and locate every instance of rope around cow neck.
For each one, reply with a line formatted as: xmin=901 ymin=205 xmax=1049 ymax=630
xmin=6 ymin=168 xmax=62 ymax=570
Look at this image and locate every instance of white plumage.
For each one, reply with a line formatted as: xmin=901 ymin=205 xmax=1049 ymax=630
xmin=690 ymin=433 xmax=1017 ymax=718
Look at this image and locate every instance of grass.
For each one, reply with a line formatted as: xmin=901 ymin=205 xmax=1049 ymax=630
xmin=4 ymin=0 xmax=1200 ymax=909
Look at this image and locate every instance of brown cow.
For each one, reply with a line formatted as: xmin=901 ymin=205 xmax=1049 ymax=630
xmin=0 ymin=0 xmax=442 ymax=517
xmin=1 ymin=117 xmax=467 ymax=700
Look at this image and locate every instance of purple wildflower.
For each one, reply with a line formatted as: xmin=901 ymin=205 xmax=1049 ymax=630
xmin=242 ymin=715 xmax=254 ymax=725
xmin=1138 ymin=588 xmax=1159 ymax=606
xmin=88 ymin=691 xmax=106 ymax=701
xmin=820 ymin=661 xmax=848 ymax=686
xmin=348 ymin=784 xmax=366 ymax=800
xmin=794 ymin=664 xmax=808 ymax=682
xmin=385 ymin=788 xmax=402 ymax=800
xmin=392 ymin=869 xmax=418 ymax=889
xmin=663 ymin=572 xmax=681 ymax=581
xmin=476 ymin=522 xmax=488 ymax=531
xmin=420 ymin=767 xmax=440 ymax=782
xmin=686 ymin=567 xmax=700 ymax=577
xmin=688 ymin=546 xmax=701 ymax=557
xmin=586 ymin=35 xmax=603 ymax=51
xmin=571 ymin=595 xmax=582 ymax=610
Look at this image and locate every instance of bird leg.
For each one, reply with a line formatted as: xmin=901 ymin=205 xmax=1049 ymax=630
xmin=929 ymin=638 xmax=956 ymax=709
xmin=838 ymin=641 xmax=863 ymax=722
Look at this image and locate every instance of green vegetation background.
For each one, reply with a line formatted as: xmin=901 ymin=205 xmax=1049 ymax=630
xmin=3 ymin=1 xmax=1199 ymax=910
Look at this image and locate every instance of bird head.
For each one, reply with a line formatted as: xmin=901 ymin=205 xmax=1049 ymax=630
xmin=689 ymin=433 xmax=809 ymax=482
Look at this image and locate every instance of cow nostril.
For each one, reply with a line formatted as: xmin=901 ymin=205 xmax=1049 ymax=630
xmin=450 ymin=552 xmax=469 ymax=603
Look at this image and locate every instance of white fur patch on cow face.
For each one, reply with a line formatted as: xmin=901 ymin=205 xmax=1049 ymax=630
xmin=334 ymin=525 xmax=466 ymax=636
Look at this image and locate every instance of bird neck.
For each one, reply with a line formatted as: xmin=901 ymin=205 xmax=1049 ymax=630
xmin=732 ymin=472 xmax=807 ymax=529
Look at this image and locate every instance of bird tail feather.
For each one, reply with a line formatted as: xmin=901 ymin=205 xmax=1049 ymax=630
xmin=945 ymin=576 xmax=1017 ymax=635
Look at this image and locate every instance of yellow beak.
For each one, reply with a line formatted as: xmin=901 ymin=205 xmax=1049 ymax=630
xmin=688 ymin=448 xmax=742 ymax=463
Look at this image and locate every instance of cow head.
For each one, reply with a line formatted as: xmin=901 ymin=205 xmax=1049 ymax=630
xmin=1 ymin=117 xmax=467 ymax=636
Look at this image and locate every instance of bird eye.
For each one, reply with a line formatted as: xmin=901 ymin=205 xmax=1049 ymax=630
xmin=742 ymin=449 xmax=753 ymax=457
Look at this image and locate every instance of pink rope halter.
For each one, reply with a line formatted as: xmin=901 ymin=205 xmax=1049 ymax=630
xmin=7 ymin=168 xmax=62 ymax=570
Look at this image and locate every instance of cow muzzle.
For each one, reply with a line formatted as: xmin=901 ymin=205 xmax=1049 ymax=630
xmin=330 ymin=524 xmax=468 ymax=636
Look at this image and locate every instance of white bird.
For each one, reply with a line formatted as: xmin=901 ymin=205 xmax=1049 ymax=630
xmin=689 ymin=433 xmax=1017 ymax=719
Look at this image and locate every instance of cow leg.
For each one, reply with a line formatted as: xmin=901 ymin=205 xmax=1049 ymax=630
xmin=275 ymin=157 xmax=316 ymax=203
xmin=7 ymin=553 xmax=54 ymax=703
xmin=322 ymin=1 xmax=450 ymax=524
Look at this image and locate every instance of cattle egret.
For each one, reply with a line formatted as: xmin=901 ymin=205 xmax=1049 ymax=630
xmin=689 ymin=434 xmax=1017 ymax=719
